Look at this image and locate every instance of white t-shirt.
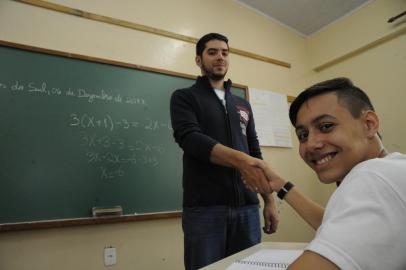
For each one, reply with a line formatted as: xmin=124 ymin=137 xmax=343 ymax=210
xmin=306 ymin=152 xmax=406 ymax=270
xmin=214 ymin=88 xmax=226 ymax=108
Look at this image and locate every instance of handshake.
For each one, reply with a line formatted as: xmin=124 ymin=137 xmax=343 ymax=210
xmin=210 ymin=144 xmax=288 ymax=194
xmin=238 ymin=156 xmax=286 ymax=194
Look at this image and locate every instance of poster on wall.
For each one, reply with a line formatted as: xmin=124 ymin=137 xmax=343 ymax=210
xmin=249 ymin=88 xmax=292 ymax=147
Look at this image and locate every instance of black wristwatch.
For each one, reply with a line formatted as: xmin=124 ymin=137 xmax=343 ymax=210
xmin=277 ymin=181 xmax=294 ymax=200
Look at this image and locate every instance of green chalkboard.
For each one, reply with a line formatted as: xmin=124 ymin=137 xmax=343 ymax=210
xmin=0 ymin=41 xmax=247 ymax=227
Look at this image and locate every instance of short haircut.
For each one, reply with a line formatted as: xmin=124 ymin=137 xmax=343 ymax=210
xmin=196 ymin=33 xmax=229 ymax=56
xmin=289 ymin=77 xmax=376 ymax=126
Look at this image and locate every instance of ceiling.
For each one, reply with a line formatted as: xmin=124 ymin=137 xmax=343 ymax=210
xmin=236 ymin=0 xmax=372 ymax=37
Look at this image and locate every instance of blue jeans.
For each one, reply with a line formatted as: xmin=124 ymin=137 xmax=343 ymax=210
xmin=182 ymin=205 xmax=261 ymax=270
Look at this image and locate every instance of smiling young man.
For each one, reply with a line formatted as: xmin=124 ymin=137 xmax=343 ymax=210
xmin=170 ymin=33 xmax=278 ymax=270
xmin=261 ymin=78 xmax=406 ymax=269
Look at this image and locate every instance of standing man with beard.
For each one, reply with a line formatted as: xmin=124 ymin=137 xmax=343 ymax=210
xmin=170 ymin=33 xmax=279 ymax=270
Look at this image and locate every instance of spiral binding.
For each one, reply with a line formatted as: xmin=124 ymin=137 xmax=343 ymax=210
xmin=235 ymin=259 xmax=289 ymax=268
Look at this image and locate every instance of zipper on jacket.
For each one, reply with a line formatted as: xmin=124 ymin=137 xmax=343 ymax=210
xmin=224 ymin=93 xmax=242 ymax=207
xmin=221 ymin=99 xmax=228 ymax=114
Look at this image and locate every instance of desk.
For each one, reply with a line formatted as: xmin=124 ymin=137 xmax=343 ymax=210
xmin=200 ymin=242 xmax=307 ymax=270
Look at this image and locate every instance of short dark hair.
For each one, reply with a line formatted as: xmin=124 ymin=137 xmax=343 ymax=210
xmin=196 ymin=33 xmax=229 ymax=56
xmin=289 ymin=77 xmax=376 ymax=126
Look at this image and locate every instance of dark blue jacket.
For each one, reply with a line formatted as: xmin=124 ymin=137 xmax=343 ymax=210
xmin=170 ymin=76 xmax=261 ymax=207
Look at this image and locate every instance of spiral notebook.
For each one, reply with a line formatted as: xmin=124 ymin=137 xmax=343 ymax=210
xmin=226 ymin=249 xmax=303 ymax=270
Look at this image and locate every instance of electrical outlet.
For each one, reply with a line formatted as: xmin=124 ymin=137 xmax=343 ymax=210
xmin=104 ymin=247 xmax=117 ymax=266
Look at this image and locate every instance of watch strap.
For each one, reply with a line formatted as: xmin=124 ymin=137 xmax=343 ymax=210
xmin=277 ymin=181 xmax=294 ymax=200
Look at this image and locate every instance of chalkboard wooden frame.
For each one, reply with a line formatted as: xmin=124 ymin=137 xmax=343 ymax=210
xmin=0 ymin=40 xmax=248 ymax=232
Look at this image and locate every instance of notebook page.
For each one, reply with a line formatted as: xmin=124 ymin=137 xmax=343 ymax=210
xmin=226 ymin=249 xmax=303 ymax=270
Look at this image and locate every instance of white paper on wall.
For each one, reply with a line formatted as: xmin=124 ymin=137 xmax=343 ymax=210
xmin=249 ymin=88 xmax=292 ymax=147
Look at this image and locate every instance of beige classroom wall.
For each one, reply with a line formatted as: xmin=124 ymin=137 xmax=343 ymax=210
xmin=307 ymin=0 xmax=406 ymax=156
xmin=1 ymin=0 xmax=404 ymax=269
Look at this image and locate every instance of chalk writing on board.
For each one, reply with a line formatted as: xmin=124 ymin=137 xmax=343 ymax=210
xmin=69 ymin=113 xmax=172 ymax=132
xmin=79 ymin=131 xmax=164 ymax=179
xmin=87 ymin=151 xmax=159 ymax=166
xmin=2 ymin=78 xmax=170 ymax=180
xmin=144 ymin=118 xmax=172 ymax=131
xmin=100 ymin=166 xmax=125 ymax=180
xmin=80 ymin=133 xmax=166 ymax=154
xmin=3 ymin=80 xmax=146 ymax=106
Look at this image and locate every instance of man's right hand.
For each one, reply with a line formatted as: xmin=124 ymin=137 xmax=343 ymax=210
xmin=210 ymin=143 xmax=272 ymax=193
xmin=237 ymin=156 xmax=272 ymax=194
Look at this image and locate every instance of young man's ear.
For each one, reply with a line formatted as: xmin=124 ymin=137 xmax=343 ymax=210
xmin=363 ymin=110 xmax=380 ymax=138
xmin=195 ymin=55 xmax=202 ymax=68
